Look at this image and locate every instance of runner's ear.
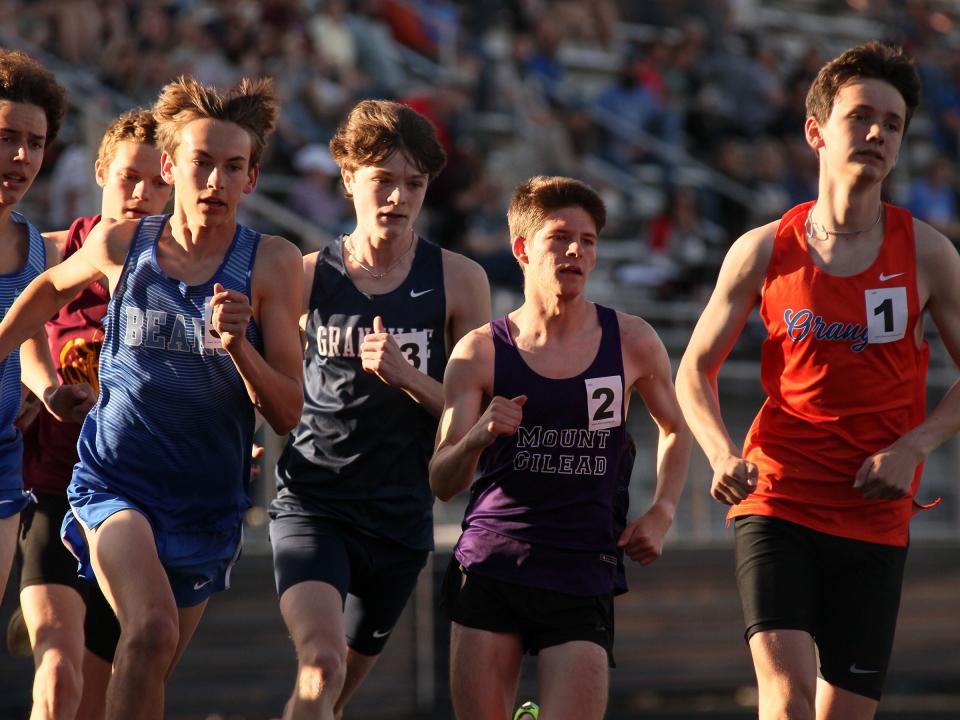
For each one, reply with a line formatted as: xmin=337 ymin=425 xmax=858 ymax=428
xmin=512 ymin=236 xmax=527 ymax=263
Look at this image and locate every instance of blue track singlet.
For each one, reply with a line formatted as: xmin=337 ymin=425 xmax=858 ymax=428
xmin=69 ymin=214 xmax=262 ymax=534
xmin=0 ymin=212 xmax=46 ymax=515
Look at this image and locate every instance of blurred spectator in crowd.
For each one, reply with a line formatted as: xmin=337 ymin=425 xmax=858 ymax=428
xmin=402 ymin=75 xmax=473 ymax=248
xmin=47 ymin=144 xmax=93 ymax=231
xmin=168 ymin=15 xmax=237 ymax=87
xmin=551 ymin=0 xmax=619 ymax=49
xmin=907 ymin=157 xmax=960 ymax=241
xmin=647 ymin=185 xmax=725 ymax=299
xmin=485 ymin=101 xmax=583 ymax=206
xmin=9 ymin=0 xmax=960 ymax=303
xmin=309 ymin=0 xmax=358 ymax=78
xmin=688 ymin=33 xmax=785 ymax=151
xmin=288 ymin=144 xmax=350 ymax=237
xmin=349 ymin=0 xmax=405 ymax=96
xmin=781 ymin=136 xmax=819 ymax=206
xmin=702 ymin=138 xmax=752 ymax=243
xmin=661 ymin=21 xmax=709 ymax=119
xmin=921 ymin=50 xmax=960 ymax=160
xmin=525 ymin=13 xmax=565 ymax=94
xmin=594 ymin=51 xmax=678 ymax=170
xmin=455 ymin=160 xmax=522 ymax=291
xmin=750 ymin=138 xmax=791 ymax=225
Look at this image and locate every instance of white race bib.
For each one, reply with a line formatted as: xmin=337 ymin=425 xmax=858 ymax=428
xmin=392 ymin=330 xmax=429 ymax=373
xmin=585 ymin=375 xmax=622 ymax=431
xmin=865 ymin=286 xmax=907 ymax=344
xmin=202 ymin=296 xmax=223 ymax=350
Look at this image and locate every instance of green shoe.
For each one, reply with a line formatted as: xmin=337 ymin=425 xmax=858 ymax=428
xmin=6 ymin=607 xmax=31 ymax=658
xmin=513 ymin=701 xmax=539 ymax=720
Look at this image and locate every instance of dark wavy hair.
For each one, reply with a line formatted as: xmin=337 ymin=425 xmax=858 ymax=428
xmin=806 ymin=41 xmax=920 ymax=132
xmin=0 ymin=50 xmax=67 ymax=144
xmin=329 ymin=100 xmax=447 ymax=182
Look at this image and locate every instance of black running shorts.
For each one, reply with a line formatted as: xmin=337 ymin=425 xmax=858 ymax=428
xmin=270 ymin=514 xmax=428 ymax=656
xmin=17 ymin=491 xmax=121 ymax=662
xmin=441 ymin=557 xmax=615 ymax=666
xmin=734 ymin=514 xmax=907 ymax=700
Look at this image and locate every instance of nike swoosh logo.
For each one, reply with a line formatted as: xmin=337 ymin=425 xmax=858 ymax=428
xmin=371 ymin=628 xmax=392 ymax=638
xmin=410 ymin=288 xmax=434 ymax=298
xmin=193 ymin=578 xmax=213 ymax=591
xmin=879 ymin=272 xmax=904 ymax=281
xmin=849 ymin=663 xmax=880 ymax=674
xmin=0 ymin=499 xmax=17 ymax=505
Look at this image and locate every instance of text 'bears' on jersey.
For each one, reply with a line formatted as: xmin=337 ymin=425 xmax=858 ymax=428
xmin=122 ymin=306 xmax=229 ymax=356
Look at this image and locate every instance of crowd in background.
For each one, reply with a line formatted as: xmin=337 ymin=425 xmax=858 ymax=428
xmin=5 ymin=0 xmax=960 ymax=299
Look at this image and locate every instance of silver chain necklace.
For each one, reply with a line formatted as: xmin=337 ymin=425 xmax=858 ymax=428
xmin=343 ymin=234 xmax=414 ymax=280
xmin=805 ymin=206 xmax=882 ymax=241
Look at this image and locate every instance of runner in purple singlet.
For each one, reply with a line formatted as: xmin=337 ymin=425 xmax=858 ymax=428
xmin=430 ymin=176 xmax=691 ymax=720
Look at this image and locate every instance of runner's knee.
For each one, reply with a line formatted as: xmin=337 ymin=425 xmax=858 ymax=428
xmin=123 ymin=609 xmax=179 ymax=664
xmin=294 ymin=648 xmax=345 ymax=704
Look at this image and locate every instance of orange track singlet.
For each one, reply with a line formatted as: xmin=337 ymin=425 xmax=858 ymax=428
xmin=730 ymin=201 xmax=929 ymax=547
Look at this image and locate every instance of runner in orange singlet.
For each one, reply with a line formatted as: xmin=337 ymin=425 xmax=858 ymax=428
xmin=677 ymin=42 xmax=960 ymax=719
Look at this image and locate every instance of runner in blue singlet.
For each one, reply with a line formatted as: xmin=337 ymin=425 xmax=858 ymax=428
xmin=0 ymin=76 xmax=303 ymax=719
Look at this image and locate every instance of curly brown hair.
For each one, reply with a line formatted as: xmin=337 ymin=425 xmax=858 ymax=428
xmin=97 ymin=108 xmax=159 ymax=167
xmin=329 ymin=100 xmax=446 ymax=181
xmin=153 ymin=76 xmax=279 ymax=167
xmin=805 ymin=41 xmax=920 ymax=132
xmin=507 ymin=176 xmax=607 ymax=243
xmin=0 ymin=50 xmax=67 ymax=144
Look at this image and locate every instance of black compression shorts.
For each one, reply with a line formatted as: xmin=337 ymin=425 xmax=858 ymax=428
xmin=734 ymin=514 xmax=907 ymax=700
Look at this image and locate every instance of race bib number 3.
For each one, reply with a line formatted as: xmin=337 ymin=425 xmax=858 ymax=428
xmin=585 ymin=375 xmax=623 ymax=431
xmin=392 ymin=330 xmax=429 ymax=374
xmin=865 ymin=286 xmax=907 ymax=344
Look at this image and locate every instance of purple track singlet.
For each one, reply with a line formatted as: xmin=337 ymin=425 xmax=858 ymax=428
xmin=455 ymin=304 xmax=629 ymax=596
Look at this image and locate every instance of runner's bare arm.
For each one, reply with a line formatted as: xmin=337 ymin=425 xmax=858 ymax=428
xmin=43 ymin=228 xmax=70 ymax=262
xmin=617 ymin=315 xmax=691 ymax=564
xmin=227 ymin=234 xmax=304 ymax=434
xmin=0 ymin=220 xmax=130 ymax=361
xmin=430 ymin=329 xmax=524 ymax=500
xmin=19 ymin=327 xmax=95 ymax=423
xmin=675 ymin=222 xmax=775 ymax=504
xmin=300 ymin=251 xmax=318 ymax=326
xmin=13 ymin=232 xmax=99 ymax=422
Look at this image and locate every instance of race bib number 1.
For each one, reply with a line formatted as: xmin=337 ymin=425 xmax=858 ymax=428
xmin=585 ymin=375 xmax=622 ymax=431
xmin=865 ymin=286 xmax=907 ymax=344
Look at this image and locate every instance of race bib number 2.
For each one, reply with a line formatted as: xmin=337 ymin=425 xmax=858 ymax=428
xmin=585 ymin=375 xmax=622 ymax=431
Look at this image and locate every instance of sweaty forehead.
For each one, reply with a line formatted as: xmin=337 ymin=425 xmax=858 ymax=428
xmin=109 ymin=140 xmax=162 ymax=165
xmin=362 ymin=150 xmax=425 ymax=177
xmin=178 ymin=118 xmax=252 ymax=159
xmin=833 ymin=78 xmax=906 ymax=116
xmin=538 ymin=206 xmax=598 ymax=235
xmin=0 ymin=99 xmax=48 ymax=136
